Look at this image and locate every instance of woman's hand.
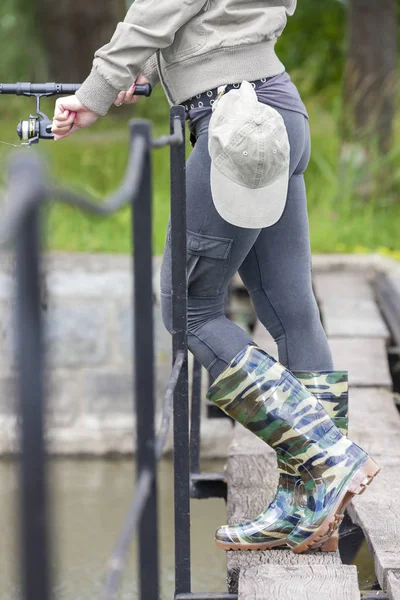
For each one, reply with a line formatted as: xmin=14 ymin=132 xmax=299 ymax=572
xmin=114 ymin=73 xmax=150 ymax=106
xmin=52 ymin=72 xmax=150 ymax=140
xmin=52 ymin=96 xmax=100 ymax=141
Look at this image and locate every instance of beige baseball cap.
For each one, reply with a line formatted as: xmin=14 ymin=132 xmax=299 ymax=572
xmin=208 ymin=80 xmax=290 ymax=229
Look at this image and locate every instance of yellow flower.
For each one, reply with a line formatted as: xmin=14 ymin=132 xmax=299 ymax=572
xmin=353 ymin=245 xmax=369 ymax=254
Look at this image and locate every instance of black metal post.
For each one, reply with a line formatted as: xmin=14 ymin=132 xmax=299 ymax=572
xmin=131 ymin=120 xmax=159 ymax=600
xmin=16 ymin=201 xmax=50 ymax=600
xmin=190 ymin=360 xmax=202 ymax=475
xmin=170 ymin=106 xmax=191 ymax=597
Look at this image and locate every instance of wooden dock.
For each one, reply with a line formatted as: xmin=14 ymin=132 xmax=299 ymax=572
xmin=225 ymin=257 xmax=400 ymax=600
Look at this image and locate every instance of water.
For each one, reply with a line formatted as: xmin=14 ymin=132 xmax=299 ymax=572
xmin=1 ymin=459 xmax=228 ymax=600
xmin=1 ymin=459 xmax=379 ymax=599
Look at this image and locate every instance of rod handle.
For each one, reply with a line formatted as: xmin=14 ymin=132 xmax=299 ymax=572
xmin=0 ymin=82 xmax=152 ymax=97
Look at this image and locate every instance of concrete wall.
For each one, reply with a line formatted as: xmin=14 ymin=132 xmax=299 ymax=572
xmin=0 ymin=253 xmax=233 ymax=457
xmin=3 ymin=251 xmax=396 ymax=458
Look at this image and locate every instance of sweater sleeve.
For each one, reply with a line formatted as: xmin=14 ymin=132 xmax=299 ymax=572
xmin=141 ymin=53 xmax=160 ymax=88
xmin=76 ymin=0 xmax=207 ymax=116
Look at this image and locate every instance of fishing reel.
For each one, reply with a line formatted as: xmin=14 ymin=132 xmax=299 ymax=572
xmin=0 ymin=82 xmax=153 ymax=147
xmin=16 ymin=98 xmax=56 ymax=146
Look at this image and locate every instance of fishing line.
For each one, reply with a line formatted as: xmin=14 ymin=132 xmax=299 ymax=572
xmin=0 ymin=140 xmax=22 ymax=147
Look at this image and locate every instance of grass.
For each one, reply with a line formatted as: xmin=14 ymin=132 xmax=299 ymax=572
xmin=0 ymin=93 xmax=183 ymax=254
xmin=305 ymin=94 xmax=400 ymax=259
xmin=1 ymin=91 xmax=400 ymax=258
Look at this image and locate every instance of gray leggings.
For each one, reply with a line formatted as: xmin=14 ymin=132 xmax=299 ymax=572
xmin=160 ymin=107 xmax=333 ymax=380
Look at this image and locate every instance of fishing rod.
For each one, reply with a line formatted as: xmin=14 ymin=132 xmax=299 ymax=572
xmin=0 ymin=82 xmax=153 ymax=147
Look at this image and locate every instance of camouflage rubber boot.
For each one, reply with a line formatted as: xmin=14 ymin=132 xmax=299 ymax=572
xmin=211 ymin=371 xmax=349 ymax=553
xmin=294 ymin=370 xmax=348 ymax=552
xmin=207 ymin=343 xmax=379 ymax=553
xmin=214 ymin=454 xmax=303 ymax=551
xmin=210 ymin=365 xmax=349 ymax=552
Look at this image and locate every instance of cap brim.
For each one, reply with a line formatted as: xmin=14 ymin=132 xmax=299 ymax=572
xmin=210 ymin=163 xmax=289 ymax=229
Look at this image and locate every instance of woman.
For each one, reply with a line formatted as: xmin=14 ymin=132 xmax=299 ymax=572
xmin=52 ymin=0 xmax=379 ymax=554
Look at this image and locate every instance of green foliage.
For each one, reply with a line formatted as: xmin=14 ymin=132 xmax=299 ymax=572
xmin=1 ymin=0 xmax=347 ymax=99
xmin=0 ymin=0 xmax=46 ymax=82
xmin=0 ymin=106 xmax=190 ymax=254
xmin=277 ymin=0 xmax=347 ymax=96
xmin=1 ymin=96 xmax=399 ymax=258
xmin=0 ymin=0 xmax=399 ymax=260
xmin=305 ymin=96 xmax=400 ymax=257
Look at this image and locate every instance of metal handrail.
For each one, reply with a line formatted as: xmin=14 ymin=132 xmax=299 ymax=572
xmin=155 ymin=350 xmax=186 ymax=460
xmin=103 ymin=468 xmax=153 ymax=600
xmin=102 ymin=350 xmax=185 ymax=600
xmin=1 ymin=105 xmax=236 ymax=600
xmin=0 ymin=111 xmax=186 ymax=600
xmin=0 ymin=117 xmax=183 ymax=245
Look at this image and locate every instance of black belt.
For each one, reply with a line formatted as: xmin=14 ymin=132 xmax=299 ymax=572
xmin=182 ymin=76 xmax=273 ymax=114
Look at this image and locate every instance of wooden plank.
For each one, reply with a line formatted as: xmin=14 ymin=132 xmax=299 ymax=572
xmin=314 ymin=272 xmax=374 ymax=299
xmin=387 ymin=273 xmax=400 ymax=301
xmin=310 ymin=254 xmax=397 ymax=274
xmin=252 ymin=300 xmax=391 ymax=388
xmin=226 ymin=426 xmax=343 ymax=595
xmin=321 ymin=297 xmax=388 ymax=338
xmin=238 ymin=564 xmax=360 ymax=600
xmin=348 ymin=461 xmax=400 ymax=592
xmin=314 ymin=272 xmax=389 ymax=339
xmin=349 ymin=388 xmax=400 ymax=456
xmin=227 ymin=541 xmax=343 ymax=595
xmin=375 ymin=272 xmax=400 ymax=349
xmin=253 ymin=330 xmax=391 ymax=388
xmin=349 ymin=388 xmax=400 ymax=420
xmin=388 ymin=571 xmax=400 ymax=600
xmin=329 ymin=338 xmax=391 ymax=388
xmin=346 ymin=388 xmax=400 ymax=592
xmin=227 ymin=427 xmax=278 ymax=523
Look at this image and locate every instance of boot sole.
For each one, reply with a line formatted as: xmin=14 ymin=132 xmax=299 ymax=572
xmin=290 ymin=457 xmax=380 ymax=554
xmin=213 ymin=458 xmax=379 ymax=553
xmin=214 ymin=537 xmax=287 ymax=551
xmin=319 ymin=531 xmax=339 ymax=552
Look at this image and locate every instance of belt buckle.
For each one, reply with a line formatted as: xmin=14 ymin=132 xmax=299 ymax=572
xmin=212 ymin=85 xmax=227 ymax=113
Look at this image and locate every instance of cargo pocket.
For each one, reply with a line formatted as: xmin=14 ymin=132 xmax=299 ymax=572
xmin=161 ymin=227 xmax=233 ymax=297
xmin=185 ymin=230 xmax=233 ymax=297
